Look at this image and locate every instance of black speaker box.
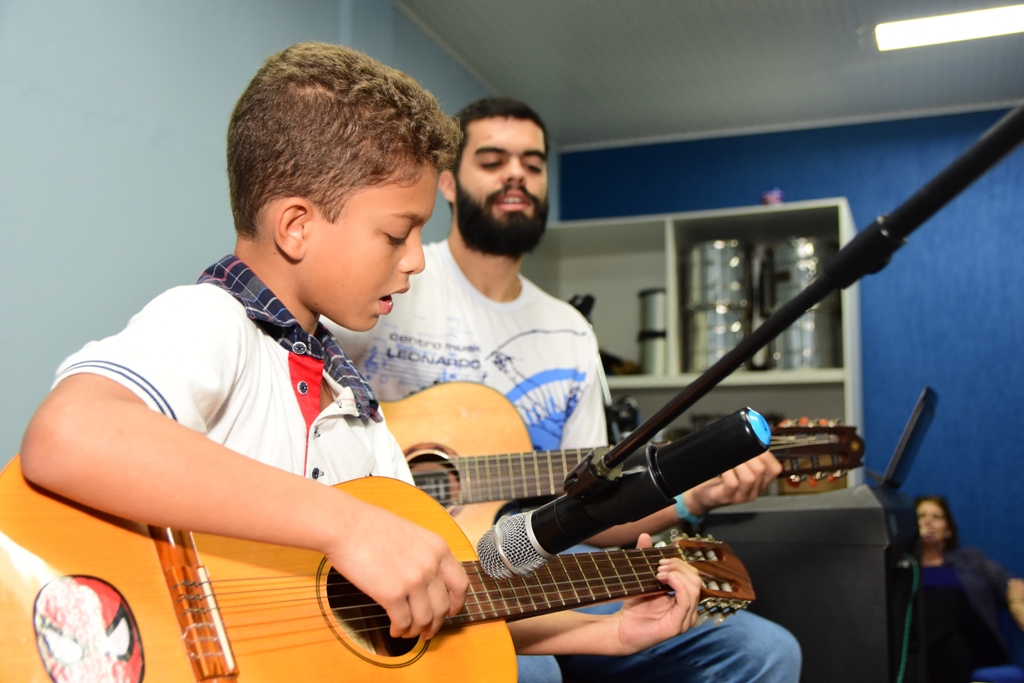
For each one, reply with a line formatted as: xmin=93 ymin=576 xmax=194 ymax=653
xmin=704 ymin=484 xmax=925 ymax=683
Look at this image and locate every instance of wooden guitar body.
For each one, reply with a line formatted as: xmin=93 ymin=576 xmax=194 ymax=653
xmin=191 ymin=478 xmax=514 ymax=683
xmin=382 ymin=383 xmax=533 ymax=546
xmin=0 ymin=457 xmax=514 ymax=683
xmin=0 ymin=451 xmax=750 ymax=682
xmin=0 ymin=457 xmax=196 ymax=682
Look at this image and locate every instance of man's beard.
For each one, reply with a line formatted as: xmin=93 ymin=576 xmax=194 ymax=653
xmin=455 ymin=183 xmax=549 ymax=258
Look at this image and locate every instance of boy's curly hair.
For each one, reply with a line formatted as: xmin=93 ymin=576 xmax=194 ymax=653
xmin=228 ymin=42 xmax=460 ymax=238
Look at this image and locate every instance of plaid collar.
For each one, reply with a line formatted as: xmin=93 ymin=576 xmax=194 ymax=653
xmin=198 ymin=255 xmax=381 ymax=422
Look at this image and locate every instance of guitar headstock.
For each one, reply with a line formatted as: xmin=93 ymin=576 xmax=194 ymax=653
xmin=771 ymin=418 xmax=865 ymax=484
xmin=665 ymin=534 xmax=754 ymax=621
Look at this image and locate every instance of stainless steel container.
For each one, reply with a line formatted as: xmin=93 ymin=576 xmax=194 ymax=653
xmin=771 ymin=237 xmax=840 ymax=369
xmin=687 ymin=305 xmax=749 ymax=372
xmin=687 ymin=240 xmax=749 ymax=307
xmin=684 ymin=240 xmax=751 ymax=371
xmin=639 ymin=288 xmax=667 ymax=374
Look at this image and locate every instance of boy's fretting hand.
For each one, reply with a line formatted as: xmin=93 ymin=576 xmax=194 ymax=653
xmin=610 ymin=533 xmax=702 ymax=655
xmin=326 ymin=498 xmax=469 ymax=640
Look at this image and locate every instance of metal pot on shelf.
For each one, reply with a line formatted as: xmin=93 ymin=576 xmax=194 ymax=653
xmin=683 ymin=240 xmax=752 ymax=372
xmin=769 ymin=236 xmax=841 ymax=369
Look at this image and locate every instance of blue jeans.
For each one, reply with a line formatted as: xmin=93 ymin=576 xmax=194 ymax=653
xmin=517 ymin=652 xmax=564 ymax=682
xmin=516 ymin=602 xmax=801 ymax=683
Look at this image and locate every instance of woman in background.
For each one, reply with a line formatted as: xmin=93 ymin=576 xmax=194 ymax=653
xmin=917 ymin=495 xmax=1024 ymax=683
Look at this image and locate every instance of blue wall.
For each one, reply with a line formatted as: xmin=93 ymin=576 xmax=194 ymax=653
xmin=0 ymin=0 xmax=488 ymax=464
xmin=562 ymin=110 xmax=1024 ymax=576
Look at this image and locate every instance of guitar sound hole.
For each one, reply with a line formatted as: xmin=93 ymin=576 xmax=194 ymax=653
xmin=407 ymin=451 xmax=459 ymax=508
xmin=325 ymin=567 xmax=418 ymax=657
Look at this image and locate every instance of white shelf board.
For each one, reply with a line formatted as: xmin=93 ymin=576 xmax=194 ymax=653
xmin=607 ymin=368 xmax=846 ymax=390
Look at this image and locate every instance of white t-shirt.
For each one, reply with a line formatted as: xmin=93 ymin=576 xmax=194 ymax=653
xmin=56 ymin=284 xmax=411 ymax=486
xmin=327 ymin=240 xmax=608 ymax=451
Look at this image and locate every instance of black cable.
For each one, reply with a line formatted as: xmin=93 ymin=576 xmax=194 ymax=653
xmin=897 ymin=552 xmax=921 ymax=683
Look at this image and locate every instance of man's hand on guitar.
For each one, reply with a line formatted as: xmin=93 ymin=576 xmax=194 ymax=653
xmin=682 ymin=450 xmax=781 ymax=518
xmin=586 ymin=451 xmax=782 ymax=549
xmin=326 ymin=497 xmax=469 ymax=640
xmin=613 ymin=533 xmax=702 ymax=654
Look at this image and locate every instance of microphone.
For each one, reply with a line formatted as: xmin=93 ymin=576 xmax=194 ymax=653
xmin=476 ymin=407 xmax=771 ymax=578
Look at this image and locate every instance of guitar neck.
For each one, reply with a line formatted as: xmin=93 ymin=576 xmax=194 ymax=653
xmin=454 ymin=447 xmax=610 ymax=504
xmin=450 ymin=426 xmax=863 ymax=505
xmin=446 ymin=542 xmax=751 ymax=628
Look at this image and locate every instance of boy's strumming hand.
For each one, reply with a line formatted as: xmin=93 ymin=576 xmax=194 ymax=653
xmin=325 ymin=498 xmax=469 ymax=641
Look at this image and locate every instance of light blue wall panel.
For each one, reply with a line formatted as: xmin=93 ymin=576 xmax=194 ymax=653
xmin=0 ymin=0 xmax=488 ymax=464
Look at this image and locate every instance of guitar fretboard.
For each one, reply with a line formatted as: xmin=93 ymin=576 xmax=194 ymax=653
xmin=412 ymin=430 xmax=859 ymax=508
xmin=447 ymin=545 xmax=677 ymax=627
xmin=453 ymin=447 xmax=609 ymax=504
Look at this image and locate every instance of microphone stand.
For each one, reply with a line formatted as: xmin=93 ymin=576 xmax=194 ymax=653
xmin=566 ymin=102 xmax=1024 ymax=497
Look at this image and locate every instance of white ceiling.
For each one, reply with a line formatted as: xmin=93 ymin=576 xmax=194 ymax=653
xmin=398 ymin=0 xmax=1024 ymax=151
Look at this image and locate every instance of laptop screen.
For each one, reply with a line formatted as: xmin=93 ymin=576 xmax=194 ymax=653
xmin=879 ymin=386 xmax=939 ymax=489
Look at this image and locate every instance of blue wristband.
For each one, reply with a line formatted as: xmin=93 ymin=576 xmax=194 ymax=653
xmin=674 ymin=493 xmax=705 ymax=526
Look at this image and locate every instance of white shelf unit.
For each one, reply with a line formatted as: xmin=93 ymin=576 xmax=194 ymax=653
xmin=521 ymin=197 xmax=863 ymax=434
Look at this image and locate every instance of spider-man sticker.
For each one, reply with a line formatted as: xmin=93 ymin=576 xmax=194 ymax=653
xmin=33 ymin=575 xmax=145 ymax=683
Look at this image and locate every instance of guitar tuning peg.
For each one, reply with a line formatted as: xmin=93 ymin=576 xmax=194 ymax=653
xmin=654 ymin=541 xmax=667 ymax=548
xmin=669 ymin=528 xmax=687 ymax=542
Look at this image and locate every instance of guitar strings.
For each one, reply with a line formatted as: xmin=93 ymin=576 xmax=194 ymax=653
xmin=204 ymin=545 xmax=712 ymax=593
xmin=411 ymin=434 xmax=847 ymax=500
xmin=201 ymin=547 xmax=742 ymax=640
xmin=208 ymin=556 xmax=673 ymax=608
xmin=200 ymin=565 xmax=748 ymax=655
xmin=411 ymin=435 xmax=839 ymax=475
xmin=213 ymin=577 xmax=665 ymax=642
xmin=205 ymin=545 xmax=732 ymax=594
xmin=209 ymin=567 xmax=743 ymax=648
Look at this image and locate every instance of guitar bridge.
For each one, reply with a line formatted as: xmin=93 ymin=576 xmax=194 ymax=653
xmin=151 ymin=527 xmax=238 ymax=681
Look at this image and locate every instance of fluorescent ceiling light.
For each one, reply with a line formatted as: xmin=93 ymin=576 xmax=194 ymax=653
xmin=875 ymin=3 xmax=1024 ymax=51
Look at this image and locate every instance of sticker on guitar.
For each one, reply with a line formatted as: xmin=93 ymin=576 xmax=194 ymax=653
xmin=34 ymin=576 xmax=145 ymax=683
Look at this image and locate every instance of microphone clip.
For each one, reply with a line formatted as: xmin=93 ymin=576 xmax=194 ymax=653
xmin=563 ymin=447 xmax=631 ymax=499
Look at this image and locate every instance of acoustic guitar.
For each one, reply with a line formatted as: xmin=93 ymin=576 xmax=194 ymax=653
xmin=381 ymin=382 xmax=865 ymax=544
xmin=0 ymin=456 xmax=752 ymax=682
